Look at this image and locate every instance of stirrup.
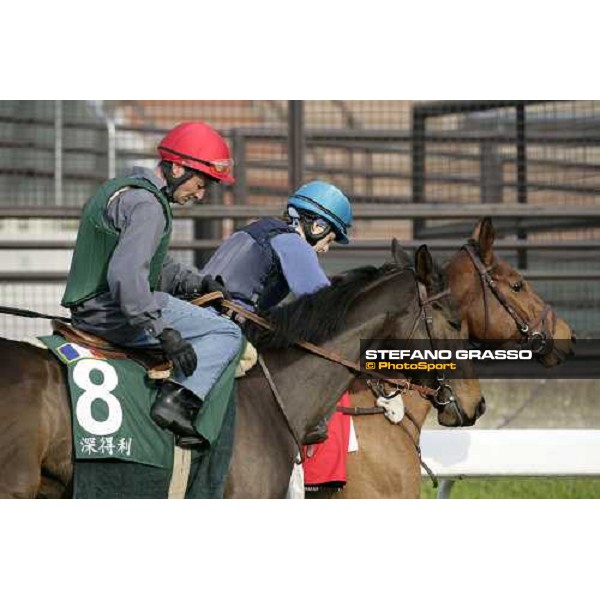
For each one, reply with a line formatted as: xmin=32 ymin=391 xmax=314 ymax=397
xmin=175 ymin=434 xmax=210 ymax=451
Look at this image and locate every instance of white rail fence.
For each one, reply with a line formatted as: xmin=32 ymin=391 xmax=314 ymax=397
xmin=420 ymin=429 xmax=600 ymax=498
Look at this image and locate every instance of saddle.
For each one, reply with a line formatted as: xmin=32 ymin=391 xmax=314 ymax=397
xmin=50 ymin=292 xmax=251 ymax=380
xmin=51 ymin=319 xmax=172 ymax=379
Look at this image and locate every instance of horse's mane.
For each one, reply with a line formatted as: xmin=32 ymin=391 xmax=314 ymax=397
xmin=245 ymin=264 xmax=392 ymax=349
xmin=243 ymin=246 xmax=451 ymax=350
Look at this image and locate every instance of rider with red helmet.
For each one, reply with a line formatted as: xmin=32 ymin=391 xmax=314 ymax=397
xmin=62 ymin=121 xmax=242 ymax=448
xmin=157 ymin=121 xmax=235 ymax=197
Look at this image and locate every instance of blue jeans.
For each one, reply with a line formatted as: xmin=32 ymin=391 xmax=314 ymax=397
xmin=126 ymin=296 xmax=242 ymax=400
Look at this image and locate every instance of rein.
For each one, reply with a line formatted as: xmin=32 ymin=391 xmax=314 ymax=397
xmin=207 ymin=295 xmax=441 ymax=399
xmin=257 ymin=354 xmax=305 ymax=460
xmin=0 ymin=306 xmax=70 ymax=322
xmin=194 ymin=277 xmax=456 ymax=483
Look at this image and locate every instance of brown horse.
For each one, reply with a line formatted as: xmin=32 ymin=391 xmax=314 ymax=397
xmin=0 ymin=244 xmax=485 ymax=498
xmin=320 ymin=218 xmax=575 ymax=499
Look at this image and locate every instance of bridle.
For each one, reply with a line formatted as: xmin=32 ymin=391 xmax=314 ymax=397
xmin=341 ymin=277 xmax=462 ymax=484
xmin=404 ymin=279 xmax=464 ymax=420
xmin=462 ymin=244 xmax=556 ymax=356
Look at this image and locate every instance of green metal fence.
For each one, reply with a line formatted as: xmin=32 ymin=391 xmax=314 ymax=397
xmin=0 ymin=100 xmax=599 ymax=340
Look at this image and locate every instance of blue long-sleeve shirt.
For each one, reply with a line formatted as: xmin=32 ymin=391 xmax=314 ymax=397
xmin=270 ymin=232 xmax=330 ymax=297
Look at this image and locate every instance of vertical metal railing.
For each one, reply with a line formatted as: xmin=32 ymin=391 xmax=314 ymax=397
xmin=516 ymin=103 xmax=528 ymax=269
xmin=411 ymin=106 xmax=426 ymax=238
xmin=288 ymin=100 xmax=305 ymax=192
xmin=54 ymin=100 xmax=63 ymax=206
xmin=106 ymin=113 xmax=117 ymax=179
xmin=231 ymin=129 xmax=247 ymax=231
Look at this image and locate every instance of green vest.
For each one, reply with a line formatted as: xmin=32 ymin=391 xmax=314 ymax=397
xmin=62 ymin=176 xmax=172 ymax=308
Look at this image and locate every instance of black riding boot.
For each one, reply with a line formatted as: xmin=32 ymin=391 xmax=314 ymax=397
xmin=150 ymin=381 xmax=207 ymax=448
xmin=302 ymin=417 xmax=329 ymax=445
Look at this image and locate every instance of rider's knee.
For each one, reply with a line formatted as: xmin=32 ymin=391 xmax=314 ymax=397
xmin=221 ymin=318 xmax=243 ymax=342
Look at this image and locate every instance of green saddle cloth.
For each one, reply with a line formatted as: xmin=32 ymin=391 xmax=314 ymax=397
xmin=38 ymin=334 xmax=242 ymax=498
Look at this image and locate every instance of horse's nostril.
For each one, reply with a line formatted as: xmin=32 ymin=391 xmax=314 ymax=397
xmin=477 ymin=397 xmax=486 ymax=417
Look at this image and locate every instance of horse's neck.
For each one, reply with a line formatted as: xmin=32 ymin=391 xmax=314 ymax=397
xmin=263 ymin=314 xmax=390 ymax=439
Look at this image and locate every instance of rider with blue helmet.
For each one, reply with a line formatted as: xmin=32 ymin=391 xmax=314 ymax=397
xmin=287 ymin=180 xmax=352 ymax=246
xmin=194 ymin=180 xmax=353 ymax=492
xmin=198 ymin=180 xmax=352 ymax=313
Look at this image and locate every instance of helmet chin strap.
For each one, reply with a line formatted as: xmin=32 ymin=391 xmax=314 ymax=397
xmin=160 ymin=161 xmax=195 ymax=202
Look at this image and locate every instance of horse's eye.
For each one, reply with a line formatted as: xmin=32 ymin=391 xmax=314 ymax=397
xmin=449 ymin=320 xmax=462 ymax=332
xmin=511 ymin=280 xmax=524 ymax=293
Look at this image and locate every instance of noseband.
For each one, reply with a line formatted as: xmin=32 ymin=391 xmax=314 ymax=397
xmin=462 ymin=244 xmax=556 ymax=356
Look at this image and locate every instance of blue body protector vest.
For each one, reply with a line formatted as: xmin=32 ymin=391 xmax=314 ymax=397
xmin=201 ymin=218 xmax=298 ymax=311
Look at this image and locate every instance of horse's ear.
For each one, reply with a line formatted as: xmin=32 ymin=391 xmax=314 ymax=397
xmin=391 ymin=238 xmax=412 ymax=270
xmin=471 ymin=218 xmax=484 ymax=241
xmin=414 ymin=244 xmax=434 ymax=290
xmin=476 ymin=217 xmax=495 ymax=265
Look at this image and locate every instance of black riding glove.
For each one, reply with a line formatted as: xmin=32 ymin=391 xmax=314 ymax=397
xmin=157 ymin=328 xmax=197 ymax=377
xmin=182 ymin=274 xmax=230 ymax=300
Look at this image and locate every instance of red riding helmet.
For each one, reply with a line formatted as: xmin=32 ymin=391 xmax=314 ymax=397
xmin=157 ymin=121 xmax=235 ymax=185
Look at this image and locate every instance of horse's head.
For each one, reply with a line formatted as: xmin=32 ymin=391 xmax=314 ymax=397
xmin=446 ymin=217 xmax=575 ymax=367
xmin=389 ymin=241 xmax=486 ymax=427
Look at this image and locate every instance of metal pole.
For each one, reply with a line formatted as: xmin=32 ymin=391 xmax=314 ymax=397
xmin=106 ymin=115 xmax=116 ymax=179
xmin=288 ymin=100 xmax=305 ymax=192
xmin=232 ymin=129 xmax=247 ymax=231
xmin=516 ymin=104 xmax=528 ymax=269
xmin=480 ymin=140 xmax=503 ymax=204
xmin=54 ymin=100 xmax=63 ymax=206
xmin=437 ymin=479 xmax=455 ymax=499
xmin=412 ymin=107 xmax=426 ymax=238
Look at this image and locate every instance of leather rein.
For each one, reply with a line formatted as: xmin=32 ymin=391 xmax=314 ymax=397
xmin=194 ymin=275 xmax=459 ymax=481
xmin=203 ymin=280 xmax=451 ymax=404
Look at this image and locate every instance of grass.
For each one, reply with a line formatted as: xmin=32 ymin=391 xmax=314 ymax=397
xmin=420 ymin=477 xmax=600 ymax=499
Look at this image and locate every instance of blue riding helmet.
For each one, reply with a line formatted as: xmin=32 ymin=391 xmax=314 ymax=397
xmin=287 ymin=180 xmax=352 ymax=244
